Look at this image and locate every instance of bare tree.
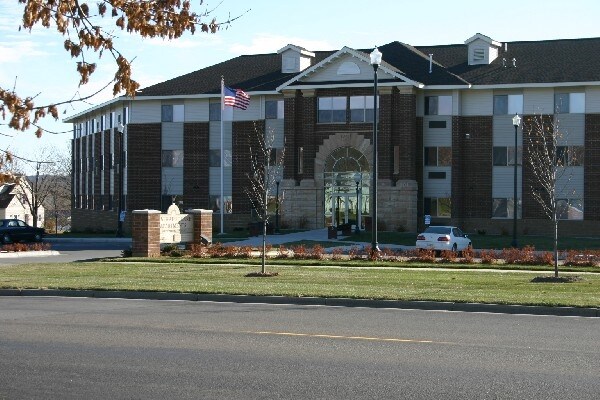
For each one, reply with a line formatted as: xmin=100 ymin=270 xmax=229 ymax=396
xmin=0 ymin=146 xmax=70 ymax=229
xmin=523 ymin=114 xmax=577 ymax=277
xmin=2 ymin=1 xmax=246 ymax=137
xmin=44 ymin=149 xmax=71 ymax=233
xmin=245 ymin=125 xmax=284 ymax=275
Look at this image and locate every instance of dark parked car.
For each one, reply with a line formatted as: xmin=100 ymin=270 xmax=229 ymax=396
xmin=0 ymin=219 xmax=45 ymax=244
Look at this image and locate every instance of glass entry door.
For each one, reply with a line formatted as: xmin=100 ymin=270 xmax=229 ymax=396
xmin=331 ymin=193 xmax=357 ymax=227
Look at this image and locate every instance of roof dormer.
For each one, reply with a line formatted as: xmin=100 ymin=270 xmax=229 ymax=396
xmin=465 ymin=33 xmax=502 ymax=65
xmin=277 ymin=44 xmax=315 ymax=73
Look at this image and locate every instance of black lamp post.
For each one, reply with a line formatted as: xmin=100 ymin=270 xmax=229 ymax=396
xmin=275 ymin=175 xmax=281 ymax=233
xmin=370 ymin=47 xmax=382 ymax=254
xmin=512 ymin=113 xmax=521 ymax=248
xmin=354 ymin=172 xmax=361 ymax=234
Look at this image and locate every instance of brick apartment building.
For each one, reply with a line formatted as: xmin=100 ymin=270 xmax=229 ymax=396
xmin=66 ymin=33 xmax=600 ymax=235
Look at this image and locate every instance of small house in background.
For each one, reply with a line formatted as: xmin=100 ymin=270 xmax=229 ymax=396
xmin=0 ymin=183 xmax=45 ymax=227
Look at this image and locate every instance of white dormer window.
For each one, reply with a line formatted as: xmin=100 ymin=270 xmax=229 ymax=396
xmin=465 ymin=33 xmax=502 ymax=65
xmin=278 ymin=44 xmax=315 ymax=73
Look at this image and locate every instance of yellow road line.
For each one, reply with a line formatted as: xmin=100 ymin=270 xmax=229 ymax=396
xmin=246 ymin=330 xmax=452 ymax=344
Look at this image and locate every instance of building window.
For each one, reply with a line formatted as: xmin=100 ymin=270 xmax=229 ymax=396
xmin=209 ymin=149 xmax=232 ymax=167
xmin=161 ymin=150 xmax=184 ymax=167
xmin=298 ymin=147 xmax=304 ymax=174
xmin=265 ymin=100 xmax=284 ymax=119
xmin=424 ymin=197 xmax=451 ymax=217
xmin=493 ymin=94 xmax=523 ymax=115
xmin=425 ymin=95 xmax=452 ymax=116
xmin=493 ymin=146 xmax=522 ymax=166
xmin=555 ymin=93 xmax=585 ymax=114
xmin=428 ymin=171 xmax=447 ymax=179
xmin=350 ymin=96 xmax=377 ymax=122
xmin=209 ymin=195 xmax=233 ymax=214
xmin=557 ymin=199 xmax=583 ymax=220
xmin=209 ymin=103 xmax=221 ymax=121
xmin=428 ymin=120 xmax=447 ymax=128
xmin=556 ymin=146 xmax=584 ymax=166
xmin=161 ymin=104 xmax=184 ymax=122
xmin=492 ymin=198 xmax=521 ymax=218
xmin=318 ymin=97 xmax=346 ymax=123
xmin=424 ymin=147 xmax=452 ymax=166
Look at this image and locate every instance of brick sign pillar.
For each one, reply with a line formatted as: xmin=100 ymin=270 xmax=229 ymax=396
xmin=188 ymin=209 xmax=213 ymax=244
xmin=132 ymin=210 xmax=161 ymax=257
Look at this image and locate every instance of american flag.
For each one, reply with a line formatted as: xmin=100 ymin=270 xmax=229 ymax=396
xmin=223 ymin=86 xmax=250 ymax=110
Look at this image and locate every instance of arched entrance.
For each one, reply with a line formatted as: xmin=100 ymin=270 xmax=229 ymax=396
xmin=324 ymin=146 xmax=370 ymax=228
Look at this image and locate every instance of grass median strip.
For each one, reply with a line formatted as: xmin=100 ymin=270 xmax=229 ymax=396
xmin=1 ymin=262 xmax=599 ymax=308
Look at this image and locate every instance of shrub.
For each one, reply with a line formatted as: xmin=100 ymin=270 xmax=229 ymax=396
xmin=307 ymin=244 xmax=324 ymax=260
xmin=347 ymin=246 xmax=363 ymax=260
xmin=535 ymin=251 xmax=554 ymax=266
xmin=564 ymin=250 xmax=600 ymax=267
xmin=478 ymin=249 xmax=496 ymax=264
xmin=438 ymin=250 xmax=457 ymax=263
xmin=330 ymin=247 xmax=345 ymax=261
xmin=380 ymin=247 xmax=397 ymax=261
xmin=413 ymin=249 xmax=435 ymax=263
xmin=275 ymin=245 xmax=290 ymax=259
xmin=501 ymin=247 xmax=521 ymax=264
xmin=188 ymin=243 xmax=208 ymax=258
xmin=462 ymin=247 xmax=475 ymax=264
xmin=290 ymin=244 xmax=307 ymax=259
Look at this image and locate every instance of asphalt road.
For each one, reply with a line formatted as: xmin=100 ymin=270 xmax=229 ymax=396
xmin=0 ymin=238 xmax=130 ymax=264
xmin=1 ymin=297 xmax=598 ymax=399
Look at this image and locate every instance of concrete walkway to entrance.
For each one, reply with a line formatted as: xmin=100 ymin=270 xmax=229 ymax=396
xmin=217 ymin=228 xmax=413 ymax=252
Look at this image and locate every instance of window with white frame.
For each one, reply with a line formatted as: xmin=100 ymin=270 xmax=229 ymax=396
xmin=493 ymin=146 xmax=522 ymax=166
xmin=350 ymin=96 xmax=377 ymax=122
xmin=493 ymin=94 xmax=523 ymax=115
xmin=265 ymin=100 xmax=284 ymax=119
xmin=424 ymin=197 xmax=451 ymax=217
xmin=161 ymin=104 xmax=184 ymax=122
xmin=557 ymin=199 xmax=583 ymax=220
xmin=161 ymin=150 xmax=184 ymax=167
xmin=425 ymin=95 xmax=452 ymax=115
xmin=554 ymin=93 xmax=585 ymax=114
xmin=424 ymin=147 xmax=452 ymax=166
xmin=318 ymin=97 xmax=346 ymax=123
xmin=492 ymin=198 xmax=521 ymax=218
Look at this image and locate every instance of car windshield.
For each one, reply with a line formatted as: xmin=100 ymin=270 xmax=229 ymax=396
xmin=424 ymin=226 xmax=451 ymax=234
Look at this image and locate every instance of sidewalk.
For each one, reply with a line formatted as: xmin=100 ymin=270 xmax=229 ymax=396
xmin=221 ymin=228 xmax=412 ymax=252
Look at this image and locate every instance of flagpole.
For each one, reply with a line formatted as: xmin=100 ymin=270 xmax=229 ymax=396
xmin=220 ymin=76 xmax=225 ymax=235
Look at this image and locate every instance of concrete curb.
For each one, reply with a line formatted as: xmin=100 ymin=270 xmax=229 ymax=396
xmin=0 ymin=289 xmax=598 ymax=318
xmin=0 ymin=250 xmax=60 ymax=258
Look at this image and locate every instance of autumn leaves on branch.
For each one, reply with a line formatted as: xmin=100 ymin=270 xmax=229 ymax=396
xmin=1 ymin=0 xmax=228 ymax=136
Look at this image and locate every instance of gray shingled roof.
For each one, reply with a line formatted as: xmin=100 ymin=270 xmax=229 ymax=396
xmin=138 ymin=36 xmax=600 ymax=97
xmin=416 ymin=37 xmax=600 ymax=84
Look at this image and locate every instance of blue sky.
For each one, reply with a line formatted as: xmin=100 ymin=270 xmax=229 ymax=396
xmin=1 ymin=0 xmax=600 ymax=171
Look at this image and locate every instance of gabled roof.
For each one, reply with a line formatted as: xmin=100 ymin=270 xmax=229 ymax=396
xmin=464 ymin=33 xmax=502 ymax=47
xmin=416 ymin=37 xmax=600 ymax=85
xmin=0 ymin=183 xmax=16 ymax=209
xmin=136 ymin=35 xmax=600 ymax=98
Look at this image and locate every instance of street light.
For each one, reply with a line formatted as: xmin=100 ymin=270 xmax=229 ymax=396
xmin=354 ymin=172 xmax=361 ymax=234
xmin=512 ymin=113 xmax=521 ymax=248
xmin=275 ymin=175 xmax=281 ymax=233
xmin=370 ymin=47 xmax=382 ymax=254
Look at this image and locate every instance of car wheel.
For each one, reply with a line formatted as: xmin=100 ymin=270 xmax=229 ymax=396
xmin=452 ymin=243 xmax=458 ymax=253
xmin=2 ymin=234 xmax=12 ymax=244
xmin=34 ymin=233 xmax=43 ymax=242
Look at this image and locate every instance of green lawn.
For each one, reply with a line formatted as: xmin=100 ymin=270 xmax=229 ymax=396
xmin=1 ymin=262 xmax=598 ymax=308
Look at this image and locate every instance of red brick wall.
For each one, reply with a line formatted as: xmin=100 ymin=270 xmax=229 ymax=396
xmin=127 ymin=123 xmax=162 ymax=211
xmin=283 ymin=91 xmax=302 ymax=181
xmin=183 ymin=122 xmax=210 ymax=209
xmin=392 ymin=92 xmax=417 ymax=181
xmin=232 ymin=120 xmax=264 ymax=213
xmin=452 ymin=116 xmax=493 ymax=221
xmin=93 ymin=132 xmax=102 ymax=208
xmin=102 ymin=130 xmax=111 ymax=209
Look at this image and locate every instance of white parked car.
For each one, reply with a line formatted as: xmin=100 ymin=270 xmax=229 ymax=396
xmin=415 ymin=226 xmax=472 ymax=253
